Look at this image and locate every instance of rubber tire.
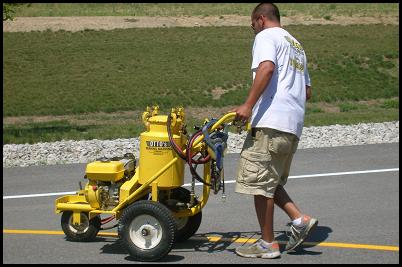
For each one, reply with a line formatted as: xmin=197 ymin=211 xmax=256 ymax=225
xmin=61 ymin=211 xmax=101 ymax=242
xmin=170 ymin=187 xmax=202 ymax=242
xmin=118 ymin=200 xmax=177 ymax=262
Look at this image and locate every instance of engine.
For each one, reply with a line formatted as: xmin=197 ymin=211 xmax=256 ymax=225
xmin=84 ymin=153 xmax=136 ymax=210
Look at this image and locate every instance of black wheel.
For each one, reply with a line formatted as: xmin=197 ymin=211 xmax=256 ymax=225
xmin=61 ymin=211 xmax=101 ymax=242
xmin=170 ymin=187 xmax=202 ymax=242
xmin=118 ymin=200 xmax=176 ymax=262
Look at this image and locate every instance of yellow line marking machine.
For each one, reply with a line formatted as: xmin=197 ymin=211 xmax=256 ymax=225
xmin=55 ymin=106 xmax=247 ymax=261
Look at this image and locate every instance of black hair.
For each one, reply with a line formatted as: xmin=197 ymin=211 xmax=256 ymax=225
xmin=252 ymin=3 xmax=280 ymax=23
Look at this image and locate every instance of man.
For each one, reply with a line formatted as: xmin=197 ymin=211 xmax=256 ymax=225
xmin=232 ymin=3 xmax=317 ymax=259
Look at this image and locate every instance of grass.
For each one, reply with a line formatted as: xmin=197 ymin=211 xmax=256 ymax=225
xmin=304 ymin=104 xmax=399 ymax=126
xmin=380 ymin=98 xmax=399 ymax=109
xmin=3 ymin=120 xmax=143 ymax=145
xmin=3 ymin=25 xmax=399 ymax=116
xmin=3 ymin=24 xmax=399 ymax=144
xmin=304 ymin=98 xmax=399 ymax=126
xmin=12 ymin=3 xmax=399 ymax=18
xmin=4 ymin=27 xmax=251 ymax=116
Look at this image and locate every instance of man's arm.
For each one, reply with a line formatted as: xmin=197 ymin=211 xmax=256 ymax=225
xmin=233 ymin=60 xmax=275 ymax=122
xmin=306 ymin=85 xmax=312 ymax=101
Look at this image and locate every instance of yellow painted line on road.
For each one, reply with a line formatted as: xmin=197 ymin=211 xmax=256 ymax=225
xmin=197 ymin=236 xmax=399 ymax=252
xmin=3 ymin=229 xmax=399 ymax=252
xmin=4 ymin=229 xmax=64 ymax=235
xmin=302 ymin=241 xmax=400 ymax=252
xmin=3 ymin=229 xmax=118 ymax=237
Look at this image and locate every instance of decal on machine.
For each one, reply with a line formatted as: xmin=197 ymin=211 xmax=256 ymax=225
xmin=146 ymin=141 xmax=172 ymax=154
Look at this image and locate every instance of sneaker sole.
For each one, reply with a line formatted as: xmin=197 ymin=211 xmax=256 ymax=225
xmin=261 ymin=251 xmax=281 ymax=259
xmin=236 ymin=251 xmax=281 ymax=259
xmin=286 ymin=218 xmax=318 ymax=252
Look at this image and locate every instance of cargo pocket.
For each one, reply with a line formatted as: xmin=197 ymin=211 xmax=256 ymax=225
xmin=269 ymin=133 xmax=293 ymax=155
xmin=238 ymin=150 xmax=271 ymax=185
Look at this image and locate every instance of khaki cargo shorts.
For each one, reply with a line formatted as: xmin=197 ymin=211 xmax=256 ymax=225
xmin=235 ymin=128 xmax=299 ymax=198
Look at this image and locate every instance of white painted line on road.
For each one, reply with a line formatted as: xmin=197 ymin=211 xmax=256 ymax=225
xmin=3 ymin=191 xmax=76 ymax=199
xmin=281 ymin=168 xmax=400 ymax=179
xmin=182 ymin=167 xmax=400 ymax=186
xmin=3 ymin=168 xmax=399 ymax=200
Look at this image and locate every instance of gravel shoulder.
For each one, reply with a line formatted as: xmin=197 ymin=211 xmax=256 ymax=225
xmin=3 ymin=14 xmax=399 ymax=32
xmin=2 ymin=121 xmax=399 ymax=168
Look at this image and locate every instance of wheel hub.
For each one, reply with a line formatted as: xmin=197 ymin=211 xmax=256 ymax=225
xmin=141 ymin=228 xmax=150 ymax=236
xmin=68 ymin=214 xmax=89 ymax=234
xmin=129 ymin=215 xmax=162 ymax=249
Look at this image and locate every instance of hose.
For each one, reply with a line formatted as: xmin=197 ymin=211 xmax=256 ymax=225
xmin=167 ymin=115 xmax=187 ymax=160
xmin=100 ymin=215 xmax=119 ymax=230
xmin=186 ymin=130 xmax=212 ymax=186
xmin=167 ymin=114 xmax=214 ymax=185
xmin=167 ymin=114 xmax=211 ymax=164
xmin=101 ymin=215 xmax=115 ymax=225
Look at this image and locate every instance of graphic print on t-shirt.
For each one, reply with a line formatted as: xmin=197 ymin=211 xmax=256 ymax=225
xmin=284 ymin=35 xmax=305 ymax=72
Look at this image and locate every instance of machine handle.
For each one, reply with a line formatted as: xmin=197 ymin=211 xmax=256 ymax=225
xmin=190 ymin=112 xmax=236 ymax=148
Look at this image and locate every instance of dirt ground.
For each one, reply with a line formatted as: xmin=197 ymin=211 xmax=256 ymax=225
xmin=3 ymin=14 xmax=399 ymax=32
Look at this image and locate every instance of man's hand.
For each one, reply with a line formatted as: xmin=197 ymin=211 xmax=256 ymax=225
xmin=231 ymin=103 xmax=253 ymax=123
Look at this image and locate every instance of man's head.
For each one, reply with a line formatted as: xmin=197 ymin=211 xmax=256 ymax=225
xmin=251 ymin=3 xmax=281 ymax=35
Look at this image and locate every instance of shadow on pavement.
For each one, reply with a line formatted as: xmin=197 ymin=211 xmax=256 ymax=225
xmin=99 ymin=237 xmax=185 ymax=262
xmin=175 ymin=224 xmax=332 ymax=255
xmin=98 ymin=225 xmax=332 ymax=261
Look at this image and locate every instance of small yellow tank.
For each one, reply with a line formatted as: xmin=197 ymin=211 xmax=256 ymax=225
xmin=85 ymin=160 xmax=125 ymax=182
xmin=139 ymin=106 xmax=186 ymax=188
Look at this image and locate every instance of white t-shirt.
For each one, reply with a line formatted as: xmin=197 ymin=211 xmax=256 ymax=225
xmin=250 ymin=27 xmax=311 ymax=139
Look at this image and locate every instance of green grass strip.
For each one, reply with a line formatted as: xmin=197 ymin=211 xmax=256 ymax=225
xmin=3 ymin=25 xmax=399 ymax=117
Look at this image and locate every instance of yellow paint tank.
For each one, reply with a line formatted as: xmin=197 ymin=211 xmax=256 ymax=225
xmin=139 ymin=114 xmax=185 ymax=188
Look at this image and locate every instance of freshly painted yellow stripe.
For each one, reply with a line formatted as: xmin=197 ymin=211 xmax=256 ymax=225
xmin=4 ymin=229 xmax=64 ymax=235
xmin=2 ymin=229 xmax=118 ymax=237
xmin=303 ymin=241 xmax=400 ymax=252
xmin=3 ymin=229 xmax=399 ymax=252
xmin=98 ymin=232 xmax=118 ymax=237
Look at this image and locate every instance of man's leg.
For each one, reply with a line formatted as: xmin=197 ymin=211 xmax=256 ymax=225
xmin=273 ymin=185 xmax=302 ymax=220
xmin=274 ymin=185 xmax=318 ymax=251
xmin=254 ymin=195 xmax=275 ymax=242
xmin=235 ymin=194 xmax=281 ymax=259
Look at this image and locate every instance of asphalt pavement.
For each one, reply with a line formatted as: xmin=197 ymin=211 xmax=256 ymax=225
xmin=2 ymin=143 xmax=399 ymax=264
